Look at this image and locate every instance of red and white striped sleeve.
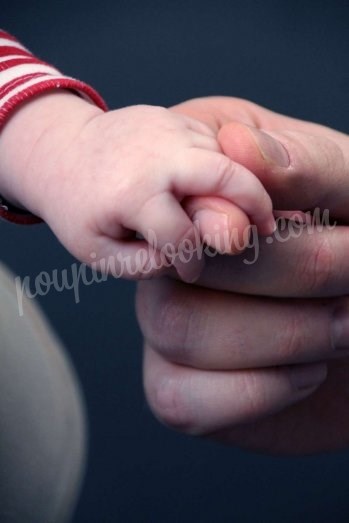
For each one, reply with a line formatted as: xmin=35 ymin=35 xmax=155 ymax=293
xmin=0 ymin=30 xmax=108 ymax=224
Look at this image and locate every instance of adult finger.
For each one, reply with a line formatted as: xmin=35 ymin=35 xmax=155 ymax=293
xmin=143 ymin=343 xmax=327 ymax=435
xmin=195 ymin=224 xmax=349 ymax=298
xmin=136 ymin=279 xmax=349 ymax=370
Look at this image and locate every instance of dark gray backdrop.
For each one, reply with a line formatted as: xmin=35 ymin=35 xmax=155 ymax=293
xmin=2 ymin=1 xmax=349 ymax=522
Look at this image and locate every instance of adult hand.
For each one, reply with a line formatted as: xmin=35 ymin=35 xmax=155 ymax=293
xmin=137 ymin=97 xmax=349 ymax=454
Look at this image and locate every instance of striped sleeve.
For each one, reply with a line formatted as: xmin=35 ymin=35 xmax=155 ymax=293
xmin=0 ymin=30 xmax=108 ymax=224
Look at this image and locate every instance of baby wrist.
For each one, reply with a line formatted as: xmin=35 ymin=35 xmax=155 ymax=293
xmin=0 ymin=29 xmax=107 ymax=224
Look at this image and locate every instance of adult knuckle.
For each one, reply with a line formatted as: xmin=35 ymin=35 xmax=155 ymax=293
xmin=320 ymin=137 xmax=346 ymax=179
xmin=239 ymin=371 xmax=268 ymax=420
xmin=299 ymin=235 xmax=334 ymax=294
xmin=276 ymin=314 xmax=305 ymax=362
xmin=137 ymin=284 xmax=192 ymax=361
xmin=285 ymin=135 xmax=345 ymax=202
xmin=157 ymin=301 xmax=191 ymax=360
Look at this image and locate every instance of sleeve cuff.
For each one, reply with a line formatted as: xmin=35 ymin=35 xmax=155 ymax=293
xmin=0 ymin=29 xmax=108 ymax=225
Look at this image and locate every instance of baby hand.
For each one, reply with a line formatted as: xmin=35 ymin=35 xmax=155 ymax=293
xmin=0 ymin=93 xmax=275 ymax=281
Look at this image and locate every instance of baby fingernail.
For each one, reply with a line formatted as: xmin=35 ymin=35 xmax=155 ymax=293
xmin=174 ymin=253 xmax=205 ymax=283
xmin=248 ymin=127 xmax=290 ymax=168
xmin=331 ymin=307 xmax=349 ymax=350
xmin=266 ymin=215 xmax=277 ymax=235
xmin=289 ymin=363 xmax=327 ymax=391
xmin=192 ymin=209 xmax=229 ymax=233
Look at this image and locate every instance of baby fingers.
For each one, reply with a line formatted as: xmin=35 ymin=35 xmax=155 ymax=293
xmin=172 ymin=148 xmax=276 ymax=235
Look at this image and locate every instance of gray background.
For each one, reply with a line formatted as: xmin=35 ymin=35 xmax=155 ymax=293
xmin=2 ymin=1 xmax=349 ymax=521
